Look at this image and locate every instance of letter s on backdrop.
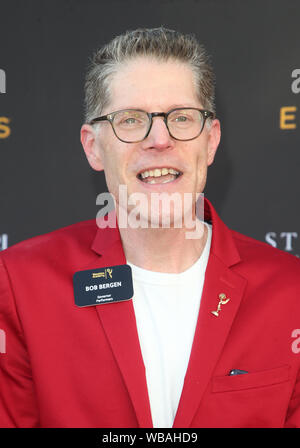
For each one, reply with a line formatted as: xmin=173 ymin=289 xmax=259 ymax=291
xmin=0 ymin=117 xmax=11 ymax=139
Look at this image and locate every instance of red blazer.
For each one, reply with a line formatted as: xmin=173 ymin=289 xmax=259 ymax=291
xmin=0 ymin=198 xmax=300 ymax=428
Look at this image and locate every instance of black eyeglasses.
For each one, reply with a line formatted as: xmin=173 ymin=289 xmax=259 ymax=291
xmin=89 ymin=107 xmax=214 ymax=143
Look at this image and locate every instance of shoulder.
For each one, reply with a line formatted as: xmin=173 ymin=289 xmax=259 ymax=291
xmin=0 ymin=219 xmax=97 ymax=267
xmin=230 ymin=228 xmax=300 ymax=278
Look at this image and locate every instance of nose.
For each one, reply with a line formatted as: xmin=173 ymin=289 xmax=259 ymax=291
xmin=142 ymin=116 xmax=174 ymax=151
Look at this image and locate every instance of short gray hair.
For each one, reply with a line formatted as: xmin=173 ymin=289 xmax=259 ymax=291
xmin=84 ymin=27 xmax=215 ymax=124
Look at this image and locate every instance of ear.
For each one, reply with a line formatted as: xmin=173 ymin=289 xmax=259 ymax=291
xmin=80 ymin=124 xmax=104 ymax=171
xmin=207 ymin=118 xmax=221 ymax=166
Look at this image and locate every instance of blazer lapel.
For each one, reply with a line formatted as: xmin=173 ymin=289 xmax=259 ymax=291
xmin=83 ymin=199 xmax=247 ymax=428
xmin=173 ymin=199 xmax=247 ymax=427
xmin=83 ymin=218 xmax=153 ymax=428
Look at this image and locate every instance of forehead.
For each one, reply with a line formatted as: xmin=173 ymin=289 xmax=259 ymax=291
xmin=107 ymin=57 xmax=201 ymax=112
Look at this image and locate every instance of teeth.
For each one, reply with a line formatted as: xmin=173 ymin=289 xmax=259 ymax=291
xmin=140 ymin=167 xmax=180 ymax=179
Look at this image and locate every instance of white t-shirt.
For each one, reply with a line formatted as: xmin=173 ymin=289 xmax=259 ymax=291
xmin=129 ymin=222 xmax=212 ymax=428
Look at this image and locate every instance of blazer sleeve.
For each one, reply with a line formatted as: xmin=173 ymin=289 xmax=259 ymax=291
xmin=0 ymin=256 xmax=39 ymax=427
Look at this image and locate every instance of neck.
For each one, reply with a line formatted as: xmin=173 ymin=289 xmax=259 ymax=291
xmin=118 ymin=217 xmax=208 ymax=273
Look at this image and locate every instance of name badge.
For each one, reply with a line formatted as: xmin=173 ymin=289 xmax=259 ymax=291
xmin=73 ymin=264 xmax=133 ymax=307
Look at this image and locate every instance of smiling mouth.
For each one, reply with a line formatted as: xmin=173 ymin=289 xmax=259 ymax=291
xmin=137 ymin=167 xmax=182 ymax=184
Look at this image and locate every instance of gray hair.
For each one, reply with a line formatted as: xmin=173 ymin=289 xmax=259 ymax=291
xmin=84 ymin=27 xmax=215 ymax=124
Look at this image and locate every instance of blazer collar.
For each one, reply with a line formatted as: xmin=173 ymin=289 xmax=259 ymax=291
xmin=91 ymin=197 xmax=241 ymax=267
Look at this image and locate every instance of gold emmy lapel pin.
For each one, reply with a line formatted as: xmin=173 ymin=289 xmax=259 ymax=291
xmin=211 ymin=293 xmax=230 ymax=317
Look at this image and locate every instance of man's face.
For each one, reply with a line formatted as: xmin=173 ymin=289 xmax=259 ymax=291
xmin=81 ymin=57 xmax=220 ymax=226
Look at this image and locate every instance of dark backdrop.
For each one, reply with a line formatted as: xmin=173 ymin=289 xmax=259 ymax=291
xmin=0 ymin=0 xmax=299 ymax=256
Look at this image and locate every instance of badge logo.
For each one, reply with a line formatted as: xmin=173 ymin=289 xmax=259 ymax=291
xmin=92 ymin=268 xmax=113 ymax=279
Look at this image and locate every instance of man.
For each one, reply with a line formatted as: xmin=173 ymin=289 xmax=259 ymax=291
xmin=0 ymin=27 xmax=300 ymax=428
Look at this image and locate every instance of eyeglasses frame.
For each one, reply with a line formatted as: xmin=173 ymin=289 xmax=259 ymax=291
xmin=89 ymin=107 xmax=215 ymax=143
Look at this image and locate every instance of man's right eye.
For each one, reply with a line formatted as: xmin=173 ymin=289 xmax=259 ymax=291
xmin=123 ymin=117 xmax=137 ymax=124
